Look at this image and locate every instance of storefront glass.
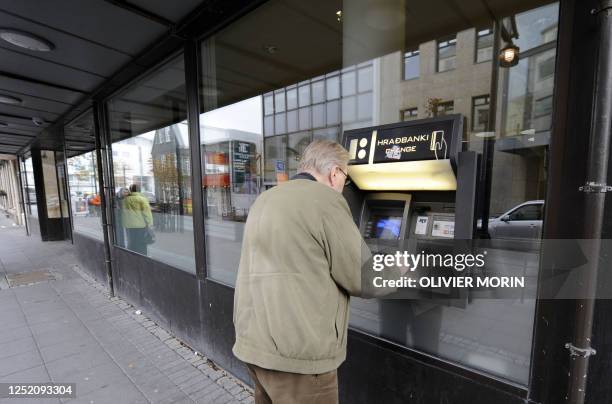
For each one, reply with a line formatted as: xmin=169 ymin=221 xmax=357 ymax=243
xmin=197 ymin=0 xmax=559 ymax=385
xmin=107 ymin=55 xmax=195 ymax=273
xmin=23 ymin=157 xmax=36 ymax=217
xmin=65 ymin=112 xmax=102 ymax=240
xmin=40 ymin=151 xmax=62 ymax=219
xmin=66 ymin=151 xmax=102 ymax=239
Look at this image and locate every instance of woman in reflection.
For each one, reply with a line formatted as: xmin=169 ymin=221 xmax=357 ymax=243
xmin=114 ymin=187 xmax=130 ymax=247
xmin=122 ymin=184 xmax=153 ymax=255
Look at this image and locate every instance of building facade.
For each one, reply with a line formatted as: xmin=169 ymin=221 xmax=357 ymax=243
xmin=4 ymin=0 xmax=612 ymax=402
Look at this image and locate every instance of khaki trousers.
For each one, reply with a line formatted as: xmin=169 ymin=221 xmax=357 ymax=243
xmin=246 ymin=364 xmax=339 ymax=404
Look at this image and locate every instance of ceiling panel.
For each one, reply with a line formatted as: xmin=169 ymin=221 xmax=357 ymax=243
xmin=0 ymin=48 xmax=103 ymax=92
xmin=0 ymin=11 xmax=132 ymax=77
xmin=0 ymin=104 xmax=60 ymax=122
xmin=0 ymin=89 xmax=72 ymax=114
xmin=0 ymin=0 xmax=166 ymax=55
xmin=0 ymin=75 xmax=83 ymax=105
xmin=129 ymin=0 xmax=205 ymax=23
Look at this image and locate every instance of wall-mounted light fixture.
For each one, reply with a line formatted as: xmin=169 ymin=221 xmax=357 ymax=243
xmin=499 ymin=43 xmax=520 ymax=67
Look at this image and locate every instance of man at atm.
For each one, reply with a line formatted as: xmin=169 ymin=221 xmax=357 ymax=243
xmin=232 ymin=139 xmax=369 ymax=404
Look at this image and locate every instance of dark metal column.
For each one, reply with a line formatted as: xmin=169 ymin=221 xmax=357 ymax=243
xmin=184 ymin=39 xmax=207 ymax=278
xmin=566 ymin=1 xmax=612 ymax=402
xmin=15 ymin=157 xmax=29 ymax=236
xmin=476 ymin=19 xmax=501 ymax=238
xmin=93 ymin=102 xmax=115 ymax=297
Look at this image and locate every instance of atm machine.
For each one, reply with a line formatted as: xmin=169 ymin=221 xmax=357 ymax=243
xmin=342 ymin=115 xmax=479 ymax=347
xmin=343 ymin=115 xmax=478 ymax=251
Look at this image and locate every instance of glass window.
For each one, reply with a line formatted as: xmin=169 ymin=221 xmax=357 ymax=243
xmin=312 ymin=103 xmax=326 ymax=128
xmin=401 ymin=107 xmax=418 ymax=121
xmin=501 ymin=47 xmax=556 ymax=137
xmin=287 ymin=109 xmax=298 ymax=132
xmin=513 ymin=2 xmax=559 ymax=52
xmin=264 ymin=115 xmax=274 ymax=136
xmin=358 ymin=65 xmax=373 ymax=92
xmin=312 ymin=80 xmax=325 ymax=103
xmin=437 ymin=36 xmax=457 ymax=72
xmin=67 ymin=152 xmax=103 ymax=239
xmin=326 ymin=100 xmax=340 ymax=126
xmin=342 ymin=96 xmax=357 ymax=123
xmin=508 ymin=204 xmax=543 ymax=221
xmin=107 ymin=55 xmax=195 ymax=274
xmin=357 ymin=92 xmax=373 ymax=121
xmin=475 ymin=28 xmax=494 ymax=63
xmin=23 ymin=157 xmax=37 ymax=217
xmin=471 ymin=95 xmax=490 ymax=133
xmin=403 ymin=49 xmax=420 ymax=80
xmin=274 ymin=112 xmax=286 ymax=134
xmin=298 ymin=106 xmax=311 ymax=131
xmin=286 ymin=87 xmax=298 ymax=110
xmin=326 ymin=75 xmax=340 ymax=100
xmin=264 ymin=93 xmax=274 ymax=115
xmin=193 ymin=0 xmax=560 ymax=386
xmin=436 ymin=100 xmax=454 ymax=116
xmin=298 ymin=84 xmax=310 ymax=106
xmin=274 ymin=90 xmax=285 ymax=112
xmin=264 ymin=135 xmax=287 ymax=186
xmin=342 ymin=69 xmax=356 ymax=96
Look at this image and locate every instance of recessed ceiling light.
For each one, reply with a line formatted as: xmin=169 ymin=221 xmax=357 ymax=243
xmin=0 ymin=94 xmax=22 ymax=104
xmin=32 ymin=117 xmax=46 ymax=126
xmin=0 ymin=29 xmax=54 ymax=52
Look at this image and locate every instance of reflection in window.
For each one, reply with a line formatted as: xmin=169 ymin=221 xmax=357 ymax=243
xmin=67 ymin=152 xmax=103 ymax=239
xmin=403 ymin=49 xmax=420 ymax=80
xmin=401 ymin=107 xmax=418 ymax=121
xmin=22 ymin=157 xmax=37 ymax=217
xmin=471 ymin=95 xmax=490 ymax=133
xmin=200 ymin=95 xmax=263 ymax=286
xmin=436 ymin=100 xmax=454 ymax=116
xmin=193 ymin=0 xmax=560 ymax=386
xmin=41 ymin=151 xmax=62 ymax=219
xmin=437 ymin=36 xmax=457 ymax=72
xmin=108 ymin=55 xmax=195 ymax=273
xmin=475 ymin=28 xmax=494 ymax=63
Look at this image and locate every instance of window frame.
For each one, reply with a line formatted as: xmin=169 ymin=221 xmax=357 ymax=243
xmin=436 ymin=36 xmax=457 ymax=73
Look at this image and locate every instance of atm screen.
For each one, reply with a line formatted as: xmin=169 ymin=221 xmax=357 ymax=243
xmin=364 ymin=205 xmax=405 ymax=239
xmin=373 ymin=216 xmax=402 ymax=239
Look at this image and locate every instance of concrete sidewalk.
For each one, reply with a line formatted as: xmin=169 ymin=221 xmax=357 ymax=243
xmin=0 ymin=216 xmax=253 ymax=404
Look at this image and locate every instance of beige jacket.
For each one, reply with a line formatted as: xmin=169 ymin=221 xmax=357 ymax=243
xmin=232 ymin=179 xmax=369 ymax=374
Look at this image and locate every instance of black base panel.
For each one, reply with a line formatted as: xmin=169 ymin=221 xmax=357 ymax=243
xmin=73 ymin=247 xmax=531 ymax=403
xmin=73 ymin=232 xmax=106 ymax=284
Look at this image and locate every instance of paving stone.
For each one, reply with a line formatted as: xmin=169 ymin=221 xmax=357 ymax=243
xmin=0 ymin=226 xmax=253 ymax=404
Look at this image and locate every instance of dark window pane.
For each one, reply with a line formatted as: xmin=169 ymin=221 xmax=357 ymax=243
xmin=107 ymin=55 xmax=195 ymax=273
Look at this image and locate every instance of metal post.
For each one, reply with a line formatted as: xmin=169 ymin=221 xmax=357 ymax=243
xmin=566 ymin=1 xmax=612 ymax=402
xmin=476 ymin=19 xmax=501 ymax=238
xmin=16 ymin=157 xmax=29 ymax=236
xmin=93 ymin=103 xmax=115 ymax=297
xmin=62 ymin=134 xmax=74 ymax=244
xmin=184 ymin=39 xmax=208 ymax=279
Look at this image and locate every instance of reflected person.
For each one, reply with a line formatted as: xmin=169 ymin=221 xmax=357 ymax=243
xmin=114 ymin=187 xmax=130 ymax=248
xmin=233 ymin=139 xmax=369 ymax=404
xmin=122 ymin=184 xmax=153 ymax=255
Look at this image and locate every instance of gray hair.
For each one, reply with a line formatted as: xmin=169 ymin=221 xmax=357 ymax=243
xmin=298 ymin=139 xmax=349 ymax=175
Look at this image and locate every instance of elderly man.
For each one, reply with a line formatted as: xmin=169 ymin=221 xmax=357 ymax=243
xmin=233 ymin=139 xmax=366 ymax=403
